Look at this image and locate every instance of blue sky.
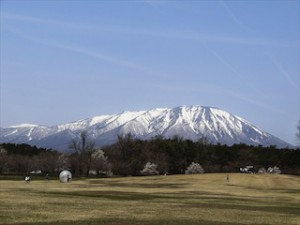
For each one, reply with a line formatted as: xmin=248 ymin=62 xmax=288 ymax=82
xmin=0 ymin=0 xmax=299 ymax=145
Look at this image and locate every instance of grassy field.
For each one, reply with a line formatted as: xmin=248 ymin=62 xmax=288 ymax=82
xmin=0 ymin=173 xmax=299 ymax=225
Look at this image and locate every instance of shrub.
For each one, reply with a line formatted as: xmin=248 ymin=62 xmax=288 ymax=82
xmin=267 ymin=166 xmax=281 ymax=174
xmin=185 ymin=162 xmax=204 ymax=174
xmin=141 ymin=162 xmax=159 ymax=175
xmin=258 ymin=167 xmax=267 ymax=174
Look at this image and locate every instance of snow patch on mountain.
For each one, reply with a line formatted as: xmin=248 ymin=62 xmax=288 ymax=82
xmin=9 ymin=123 xmax=39 ymax=128
xmin=0 ymin=105 xmax=292 ymax=151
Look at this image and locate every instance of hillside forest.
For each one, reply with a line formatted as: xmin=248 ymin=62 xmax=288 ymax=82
xmin=0 ymin=134 xmax=299 ymax=177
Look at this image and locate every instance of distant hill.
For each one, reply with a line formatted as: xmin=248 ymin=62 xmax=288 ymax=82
xmin=0 ymin=105 xmax=292 ymax=151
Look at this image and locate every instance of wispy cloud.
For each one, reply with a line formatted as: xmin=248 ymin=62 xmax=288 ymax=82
xmin=231 ymin=91 xmax=287 ymax=115
xmin=6 ymin=28 xmax=165 ymax=79
xmin=143 ymin=0 xmax=169 ymax=16
xmin=202 ymin=43 xmax=243 ymax=79
xmin=213 ymin=85 xmax=288 ymax=115
xmin=1 ymin=12 xmax=95 ymax=30
xmin=220 ymin=0 xmax=253 ymax=33
xmin=202 ymin=43 xmax=265 ymax=93
xmin=154 ymin=81 xmax=286 ymax=115
xmin=2 ymin=11 xmax=299 ymax=48
xmin=201 ymin=43 xmax=290 ymax=114
xmin=1 ymin=12 xmax=51 ymax=23
xmin=266 ymin=53 xmax=300 ymax=92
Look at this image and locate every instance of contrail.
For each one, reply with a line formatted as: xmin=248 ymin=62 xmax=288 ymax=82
xmin=220 ymin=0 xmax=253 ymax=33
xmin=266 ymin=53 xmax=300 ymax=92
xmin=202 ymin=42 xmax=264 ymax=93
xmin=201 ymin=43 xmax=290 ymax=114
xmin=2 ymin=11 xmax=298 ymax=48
xmin=6 ymin=28 xmax=167 ymax=79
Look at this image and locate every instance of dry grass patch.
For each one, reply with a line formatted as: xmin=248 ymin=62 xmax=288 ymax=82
xmin=0 ymin=174 xmax=299 ymax=225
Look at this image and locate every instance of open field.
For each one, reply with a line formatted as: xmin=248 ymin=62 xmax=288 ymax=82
xmin=0 ymin=174 xmax=300 ymax=225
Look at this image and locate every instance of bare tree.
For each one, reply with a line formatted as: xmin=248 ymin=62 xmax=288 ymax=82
xmin=70 ymin=131 xmax=96 ymax=176
xmin=296 ymin=120 xmax=300 ymax=144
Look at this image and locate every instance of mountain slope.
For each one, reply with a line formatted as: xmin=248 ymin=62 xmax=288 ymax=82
xmin=0 ymin=106 xmax=291 ymax=151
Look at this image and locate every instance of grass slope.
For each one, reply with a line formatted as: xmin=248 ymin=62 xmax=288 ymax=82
xmin=0 ymin=174 xmax=299 ymax=225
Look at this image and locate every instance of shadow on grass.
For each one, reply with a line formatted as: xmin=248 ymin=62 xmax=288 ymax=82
xmin=36 ymin=190 xmax=177 ymax=201
xmin=88 ymin=179 xmax=187 ymax=189
xmin=4 ymin=217 xmax=267 ymax=225
xmin=33 ymin=188 xmax=300 ymax=216
xmin=179 ymin=201 xmax=300 ymax=216
xmin=274 ymin=189 xmax=300 ymax=194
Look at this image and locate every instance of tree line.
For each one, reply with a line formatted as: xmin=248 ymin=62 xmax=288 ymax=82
xmin=1 ymin=134 xmax=299 ymax=177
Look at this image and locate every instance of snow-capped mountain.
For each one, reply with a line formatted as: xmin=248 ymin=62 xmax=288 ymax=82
xmin=0 ymin=106 xmax=291 ymax=151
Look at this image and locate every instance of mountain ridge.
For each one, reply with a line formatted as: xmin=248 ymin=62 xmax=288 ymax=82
xmin=0 ymin=105 xmax=292 ymax=151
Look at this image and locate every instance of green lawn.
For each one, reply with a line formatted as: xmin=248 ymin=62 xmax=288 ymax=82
xmin=0 ymin=174 xmax=299 ymax=225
